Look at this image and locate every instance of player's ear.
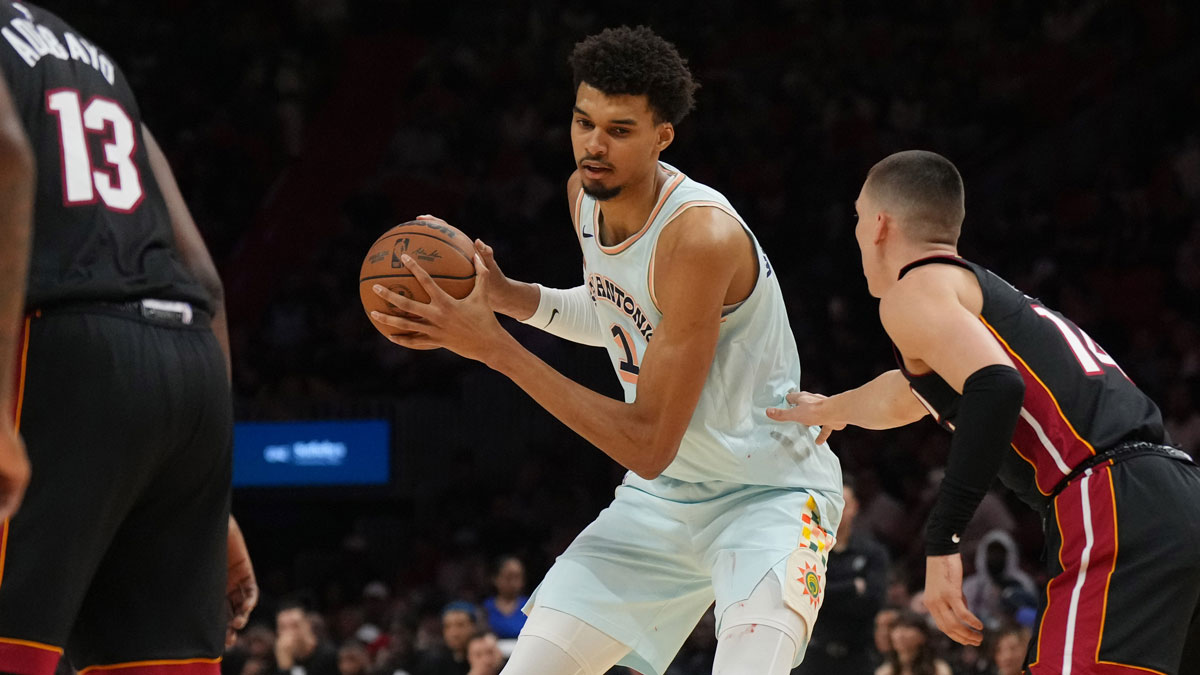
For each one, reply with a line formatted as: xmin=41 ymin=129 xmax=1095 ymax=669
xmin=655 ymin=122 xmax=674 ymax=152
xmin=874 ymin=210 xmax=891 ymax=245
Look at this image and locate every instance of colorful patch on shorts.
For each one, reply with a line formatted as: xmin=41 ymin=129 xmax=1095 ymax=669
xmin=799 ymin=496 xmax=833 ymax=566
xmin=796 ymin=561 xmax=823 ymax=608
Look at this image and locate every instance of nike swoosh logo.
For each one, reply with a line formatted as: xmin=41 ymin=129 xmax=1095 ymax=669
xmin=581 ymin=229 xmax=594 ymax=238
xmin=545 ymin=308 xmax=560 ymax=327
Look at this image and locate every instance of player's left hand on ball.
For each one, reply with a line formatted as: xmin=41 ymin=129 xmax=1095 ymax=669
xmin=765 ymin=391 xmax=845 ymax=444
xmin=923 ymin=553 xmax=983 ymax=646
xmin=226 ymin=516 xmax=259 ymax=648
xmin=372 ymin=253 xmax=510 ymax=364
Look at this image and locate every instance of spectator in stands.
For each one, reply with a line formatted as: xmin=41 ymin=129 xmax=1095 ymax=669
xmin=481 ymin=555 xmax=528 ymax=640
xmin=990 ymin=624 xmax=1032 ymax=675
xmin=796 ymin=474 xmax=890 ymax=675
xmin=872 ymin=607 xmax=901 ymax=670
xmin=961 ymin=530 xmax=1038 ymax=630
xmin=275 ymin=600 xmax=339 ymax=675
xmin=371 ymin=617 xmax=416 ymax=675
xmin=465 ymin=631 xmax=505 ymax=675
xmin=876 ymin=611 xmax=952 ymax=675
xmin=413 ymin=601 xmax=476 ymax=675
xmin=336 ymin=640 xmax=372 ymax=675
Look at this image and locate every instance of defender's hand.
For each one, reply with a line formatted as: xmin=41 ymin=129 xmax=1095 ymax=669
xmin=372 ymin=252 xmax=512 ymax=364
xmin=766 ymin=391 xmax=846 ymax=444
xmin=226 ymin=516 xmax=259 ymax=648
xmin=923 ymin=553 xmax=983 ymax=646
xmin=0 ymin=426 xmax=29 ymax=521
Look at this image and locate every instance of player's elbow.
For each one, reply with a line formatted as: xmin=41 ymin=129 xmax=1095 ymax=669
xmin=631 ymin=437 xmax=681 ymax=481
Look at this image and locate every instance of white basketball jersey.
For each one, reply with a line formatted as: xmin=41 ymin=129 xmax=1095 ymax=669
xmin=573 ymin=162 xmax=843 ymax=490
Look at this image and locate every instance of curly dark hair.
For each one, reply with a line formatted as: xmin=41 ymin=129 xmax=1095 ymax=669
xmin=569 ymin=26 xmax=699 ymax=125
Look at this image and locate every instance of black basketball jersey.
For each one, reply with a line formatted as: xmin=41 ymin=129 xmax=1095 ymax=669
xmin=894 ymin=255 xmax=1167 ymax=510
xmin=0 ymin=1 xmax=210 ymax=312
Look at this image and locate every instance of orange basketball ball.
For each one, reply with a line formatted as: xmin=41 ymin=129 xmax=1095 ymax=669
xmin=359 ymin=219 xmax=476 ymax=342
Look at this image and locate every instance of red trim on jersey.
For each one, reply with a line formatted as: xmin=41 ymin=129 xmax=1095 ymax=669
xmin=1 ymin=317 xmax=31 ymax=592
xmin=11 ymin=316 xmax=30 ymax=429
xmin=0 ymin=637 xmax=64 ymax=675
xmin=77 ymin=659 xmax=221 ymax=675
xmin=980 ymin=318 xmax=1096 ymax=494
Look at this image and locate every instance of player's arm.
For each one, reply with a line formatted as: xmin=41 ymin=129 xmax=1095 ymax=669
xmin=226 ymin=514 xmax=258 ymax=647
xmin=142 ymin=125 xmax=231 ymax=381
xmin=372 ymin=208 xmax=741 ymax=479
xmin=882 ymin=265 xmax=1025 ymax=647
xmin=766 ymin=369 xmax=928 ymax=443
xmin=0 ymin=73 xmax=35 ymax=521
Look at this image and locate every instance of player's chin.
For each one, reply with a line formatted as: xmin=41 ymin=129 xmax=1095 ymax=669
xmin=581 ymin=178 xmax=622 ymax=202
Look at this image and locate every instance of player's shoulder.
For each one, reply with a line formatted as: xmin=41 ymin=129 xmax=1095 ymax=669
xmin=659 ymin=201 xmax=743 ymax=254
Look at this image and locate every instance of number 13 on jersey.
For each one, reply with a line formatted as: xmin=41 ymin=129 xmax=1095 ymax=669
xmin=46 ymin=88 xmax=143 ymax=212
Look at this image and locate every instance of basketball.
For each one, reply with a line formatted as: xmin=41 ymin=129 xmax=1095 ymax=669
xmin=359 ymin=219 xmax=476 ymax=340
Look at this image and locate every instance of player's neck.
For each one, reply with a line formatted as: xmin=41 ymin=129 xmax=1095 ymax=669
xmin=596 ymin=164 xmax=670 ymax=244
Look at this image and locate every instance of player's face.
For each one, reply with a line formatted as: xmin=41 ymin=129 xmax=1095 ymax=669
xmin=572 ymin=82 xmax=672 ymax=201
xmin=854 ymin=185 xmax=885 ymax=298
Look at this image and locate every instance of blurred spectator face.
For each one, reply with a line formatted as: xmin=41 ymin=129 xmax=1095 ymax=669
xmin=443 ymin=609 xmax=475 ymax=653
xmin=467 ymin=633 xmax=504 ymax=674
xmin=494 ymin=558 xmax=525 ymax=599
xmin=874 ymin=608 xmax=900 ymax=654
xmin=889 ymin=614 xmax=930 ymax=664
xmin=337 ymin=641 xmax=371 ymax=675
xmin=245 ymin=624 xmax=276 ymax=658
xmin=993 ymin=630 xmax=1029 ymax=675
xmin=571 ymin=83 xmax=670 ymax=203
xmin=277 ymin=607 xmax=318 ymax=659
xmin=240 ymin=657 xmax=269 ymax=675
xmin=889 ymin=622 xmax=924 ymax=661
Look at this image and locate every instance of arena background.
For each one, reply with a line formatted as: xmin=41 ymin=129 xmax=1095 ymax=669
xmin=49 ymin=1 xmax=1200 ymax=673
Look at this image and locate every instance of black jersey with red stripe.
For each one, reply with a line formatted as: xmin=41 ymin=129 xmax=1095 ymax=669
xmin=894 ymin=256 xmax=1167 ymax=510
xmin=0 ymin=1 xmax=210 ymax=312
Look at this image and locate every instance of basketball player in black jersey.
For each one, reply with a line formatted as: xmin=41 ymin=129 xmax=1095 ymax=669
xmin=0 ymin=2 xmax=256 ymax=673
xmin=768 ymin=150 xmax=1200 ymax=674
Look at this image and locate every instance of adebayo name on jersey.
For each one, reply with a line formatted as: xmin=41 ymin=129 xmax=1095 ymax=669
xmin=2 ymin=3 xmax=115 ymax=84
xmin=587 ymin=273 xmax=654 ymax=342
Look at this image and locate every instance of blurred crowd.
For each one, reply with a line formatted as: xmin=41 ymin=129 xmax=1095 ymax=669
xmin=217 ymin=475 xmax=1038 ymax=675
xmin=56 ymin=0 xmax=1200 ymax=673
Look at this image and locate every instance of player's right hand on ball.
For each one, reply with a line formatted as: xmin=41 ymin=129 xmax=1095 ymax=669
xmin=765 ymin=391 xmax=846 ymax=444
xmin=0 ymin=426 xmax=30 ymax=521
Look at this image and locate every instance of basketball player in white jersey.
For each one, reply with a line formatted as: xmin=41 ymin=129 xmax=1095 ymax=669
xmin=370 ymin=26 xmax=843 ymax=674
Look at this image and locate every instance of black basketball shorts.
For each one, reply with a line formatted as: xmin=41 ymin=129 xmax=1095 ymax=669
xmin=0 ymin=304 xmax=231 ymax=675
xmin=1025 ymin=452 xmax=1200 ymax=675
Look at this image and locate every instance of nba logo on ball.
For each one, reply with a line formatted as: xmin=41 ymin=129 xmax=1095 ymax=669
xmin=358 ymin=220 xmax=477 ymax=342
